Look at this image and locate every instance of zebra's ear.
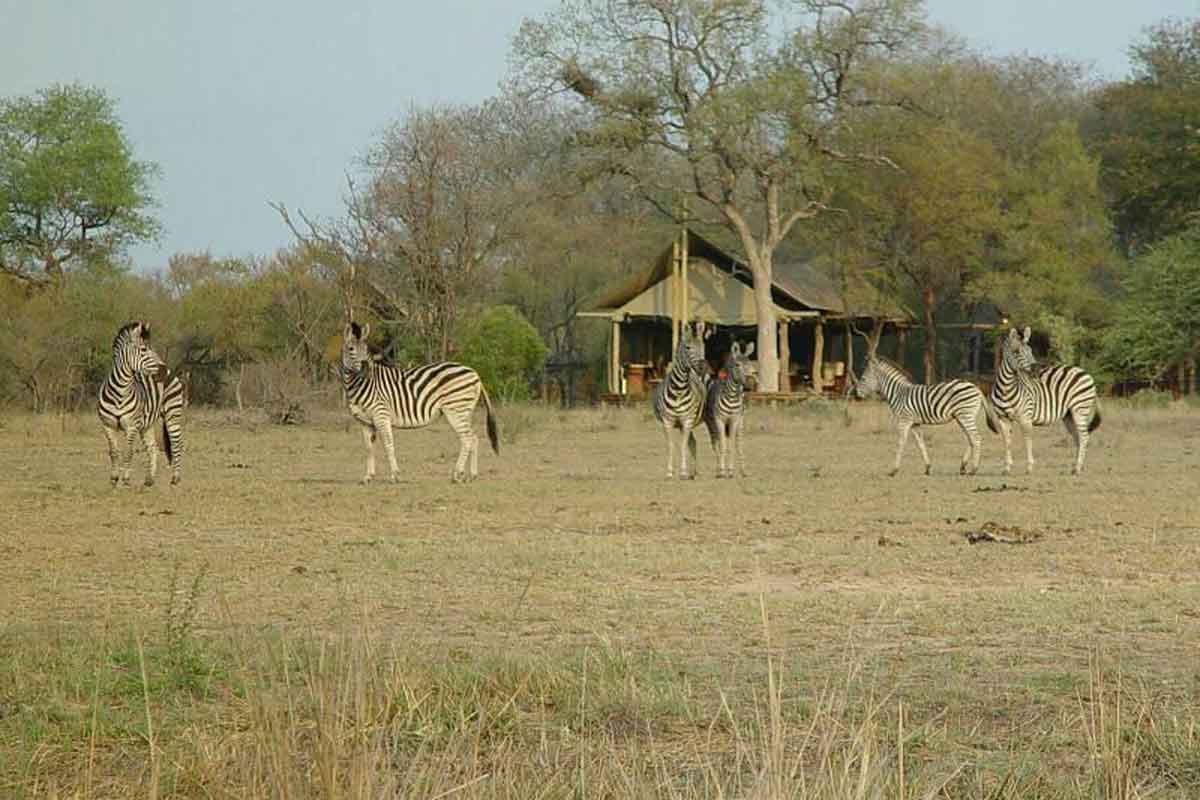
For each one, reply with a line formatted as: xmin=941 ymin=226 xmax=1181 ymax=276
xmin=1022 ymin=326 xmax=1031 ymax=343
xmin=362 ymin=322 xmax=370 ymax=340
xmin=1008 ymin=327 xmax=1021 ymax=342
xmin=743 ymin=342 xmax=754 ymax=358
xmin=730 ymin=342 xmax=741 ymax=358
xmin=140 ymin=322 xmax=151 ymax=341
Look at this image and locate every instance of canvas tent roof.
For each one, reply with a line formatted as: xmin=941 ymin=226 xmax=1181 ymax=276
xmin=587 ymin=229 xmax=908 ymax=321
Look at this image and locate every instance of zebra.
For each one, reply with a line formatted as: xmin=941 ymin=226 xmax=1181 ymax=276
xmin=652 ymin=321 xmax=710 ymax=479
xmin=990 ymin=326 xmax=1101 ymax=475
xmin=97 ymin=321 xmax=185 ymax=487
xmin=341 ymin=321 xmax=499 ymax=484
xmin=854 ymin=347 xmax=998 ymax=476
xmin=704 ymin=341 xmax=754 ymax=478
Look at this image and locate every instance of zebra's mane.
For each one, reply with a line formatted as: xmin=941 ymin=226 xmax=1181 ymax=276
xmin=868 ymin=354 xmax=914 ymax=384
xmin=113 ymin=321 xmax=144 ymax=348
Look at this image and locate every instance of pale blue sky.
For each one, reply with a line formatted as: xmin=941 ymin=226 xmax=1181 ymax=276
xmin=3 ymin=0 xmax=1196 ymax=271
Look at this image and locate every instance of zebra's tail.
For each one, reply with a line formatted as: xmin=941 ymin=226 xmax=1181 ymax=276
xmin=481 ymin=384 xmax=500 ymax=455
xmin=982 ymin=396 xmax=1000 ymax=434
xmin=162 ymin=417 xmax=174 ymax=463
xmin=1088 ymin=404 xmax=1102 ymax=433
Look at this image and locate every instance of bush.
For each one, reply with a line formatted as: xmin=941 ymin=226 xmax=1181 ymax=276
xmin=456 ymin=306 xmax=548 ymax=402
xmin=1127 ymin=388 xmax=1174 ymax=410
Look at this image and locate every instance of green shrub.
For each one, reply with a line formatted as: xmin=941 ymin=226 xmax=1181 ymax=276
xmin=1127 ymin=388 xmax=1174 ymax=409
xmin=456 ymin=306 xmax=548 ymax=402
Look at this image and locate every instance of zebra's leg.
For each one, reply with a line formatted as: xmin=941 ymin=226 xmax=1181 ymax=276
xmin=446 ymin=409 xmax=473 ymax=483
xmin=911 ymin=428 xmax=932 ymax=476
xmin=734 ymin=416 xmax=747 ymax=478
xmin=1067 ymin=411 xmax=1090 ymax=475
xmin=359 ymin=423 xmax=377 ymax=484
xmin=373 ymin=414 xmax=402 ymax=483
xmin=121 ymin=425 xmax=139 ymax=486
xmin=662 ymin=422 xmax=676 ymax=479
xmin=714 ymin=422 xmax=728 ymax=478
xmin=140 ymin=426 xmax=158 ymax=487
xmin=889 ymin=421 xmax=912 ymax=476
xmin=164 ymin=413 xmax=183 ymax=485
xmin=103 ymin=425 xmax=123 ymax=486
xmin=958 ymin=416 xmax=980 ymax=475
xmin=1021 ymin=419 xmax=1036 ymax=474
xmin=683 ymin=425 xmax=697 ymax=480
xmin=997 ymin=417 xmax=1014 ymax=475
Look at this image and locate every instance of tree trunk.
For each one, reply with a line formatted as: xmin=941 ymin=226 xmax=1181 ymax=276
xmin=235 ymin=362 xmax=246 ymax=413
xmin=811 ymin=318 xmax=825 ymax=393
xmin=921 ymin=285 xmax=937 ymax=383
xmin=1187 ymin=351 xmax=1196 ymax=396
xmin=750 ymin=260 xmax=780 ymax=393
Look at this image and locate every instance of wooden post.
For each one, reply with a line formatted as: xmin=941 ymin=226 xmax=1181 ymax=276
xmin=681 ymin=228 xmax=689 ymax=329
xmin=671 ymin=238 xmax=680 ymax=354
xmin=811 ymin=317 xmax=825 ymax=393
xmin=610 ymin=319 xmax=621 ymax=394
xmin=778 ymin=318 xmax=791 ymax=392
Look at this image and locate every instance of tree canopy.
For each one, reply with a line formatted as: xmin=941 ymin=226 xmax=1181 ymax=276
xmin=0 ymin=84 xmax=159 ymax=286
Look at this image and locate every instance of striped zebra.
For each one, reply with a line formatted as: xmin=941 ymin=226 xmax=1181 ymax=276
xmin=704 ymin=341 xmax=754 ymax=478
xmin=854 ymin=349 xmax=997 ymax=476
xmin=341 ymin=321 xmax=498 ymax=484
xmin=98 ymin=321 xmax=185 ymax=487
xmin=990 ymin=326 xmax=1101 ymax=475
xmin=652 ymin=321 xmax=710 ymax=479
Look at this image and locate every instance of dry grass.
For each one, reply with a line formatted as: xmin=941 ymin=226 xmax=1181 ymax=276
xmin=1 ymin=399 xmax=1199 ymax=797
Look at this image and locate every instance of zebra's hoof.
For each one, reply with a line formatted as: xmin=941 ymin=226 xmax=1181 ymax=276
xmin=361 ymin=476 xmax=373 ymax=485
xmin=170 ymin=475 xmax=181 ymax=486
xmin=143 ymin=477 xmax=155 ymax=488
xmin=924 ymin=466 xmax=932 ymax=476
xmin=388 ymin=474 xmax=400 ymax=484
xmin=887 ymin=469 xmax=899 ymax=477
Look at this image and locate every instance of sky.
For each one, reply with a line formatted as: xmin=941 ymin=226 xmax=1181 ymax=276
xmin=3 ymin=0 xmax=1197 ymax=273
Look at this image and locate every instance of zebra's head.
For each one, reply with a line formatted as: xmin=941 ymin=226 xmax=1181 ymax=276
xmin=342 ymin=321 xmax=372 ymax=372
xmin=724 ymin=341 xmax=755 ymax=387
xmin=676 ymin=321 xmax=709 ymax=379
xmin=1002 ymin=327 xmax=1037 ymax=372
xmin=854 ymin=355 xmax=882 ymax=399
xmin=113 ymin=321 xmax=163 ymax=372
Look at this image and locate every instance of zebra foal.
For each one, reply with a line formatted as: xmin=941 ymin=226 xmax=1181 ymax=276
xmin=98 ymin=321 xmax=185 ymax=486
xmin=652 ymin=322 xmax=710 ymax=479
xmin=341 ymin=322 xmax=498 ymax=484
xmin=704 ymin=341 xmax=754 ymax=478
xmin=854 ymin=348 xmax=997 ymax=476
xmin=990 ymin=326 xmax=1101 ymax=475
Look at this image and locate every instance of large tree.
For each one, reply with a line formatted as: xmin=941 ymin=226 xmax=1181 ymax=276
xmin=0 ymin=84 xmax=159 ymax=287
xmin=511 ymin=0 xmax=926 ymax=392
xmin=1087 ymin=18 xmax=1200 ymax=253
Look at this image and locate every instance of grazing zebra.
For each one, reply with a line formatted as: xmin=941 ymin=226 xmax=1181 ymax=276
xmin=652 ymin=322 xmax=710 ymax=479
xmin=990 ymin=326 xmax=1101 ymax=475
xmin=854 ymin=349 xmax=997 ymax=476
xmin=97 ymin=321 xmax=185 ymax=486
xmin=704 ymin=341 xmax=754 ymax=478
xmin=341 ymin=321 xmax=498 ymax=484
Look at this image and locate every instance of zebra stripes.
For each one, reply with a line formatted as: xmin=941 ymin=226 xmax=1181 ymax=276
xmin=990 ymin=326 xmax=1101 ymax=475
xmin=855 ymin=353 xmax=997 ymax=476
xmin=704 ymin=341 xmax=754 ymax=478
xmin=652 ymin=322 xmax=709 ymax=479
xmin=98 ymin=321 xmax=185 ymax=486
xmin=341 ymin=321 xmax=499 ymax=484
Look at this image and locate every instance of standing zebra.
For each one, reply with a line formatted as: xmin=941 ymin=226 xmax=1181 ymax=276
xmin=704 ymin=341 xmax=754 ymax=478
xmin=98 ymin=321 xmax=185 ymax=486
xmin=990 ymin=326 xmax=1101 ymax=475
xmin=652 ymin=321 xmax=710 ymax=479
xmin=341 ymin=322 xmax=498 ymax=484
xmin=854 ymin=346 xmax=997 ymax=476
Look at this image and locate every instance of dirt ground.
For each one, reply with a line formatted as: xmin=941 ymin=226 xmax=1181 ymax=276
xmin=2 ymin=400 xmax=1199 ymax=728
